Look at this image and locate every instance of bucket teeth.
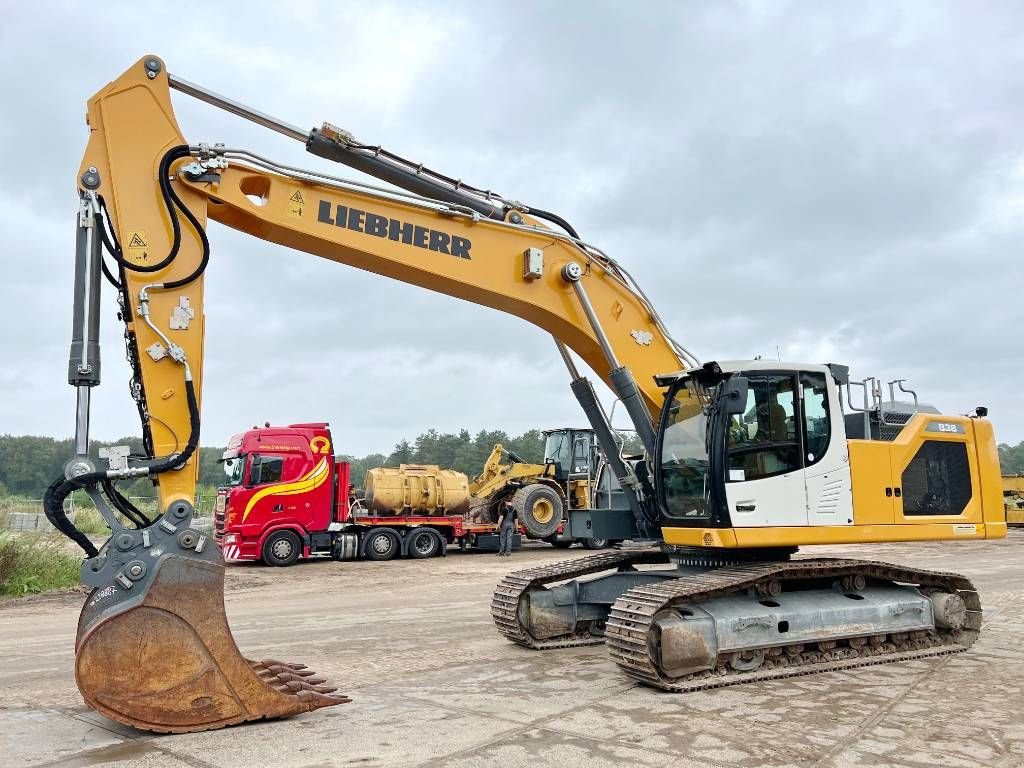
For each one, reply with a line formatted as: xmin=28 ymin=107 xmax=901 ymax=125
xmin=254 ymin=662 xmax=316 ymax=677
xmin=258 ymin=658 xmax=308 ymax=670
xmin=274 ymin=679 xmax=339 ymax=694
xmin=75 ymin=554 xmax=350 ymax=733
xmin=298 ymin=690 xmax=353 ymax=706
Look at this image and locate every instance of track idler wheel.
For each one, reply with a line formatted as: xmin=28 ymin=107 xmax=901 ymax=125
xmin=75 ymin=520 xmax=348 ymax=733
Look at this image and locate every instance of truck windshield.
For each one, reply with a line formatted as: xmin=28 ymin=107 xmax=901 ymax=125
xmin=658 ymin=380 xmax=713 ymax=519
xmin=544 ymin=432 xmax=571 ymax=475
xmin=222 ymin=456 xmax=246 ymax=487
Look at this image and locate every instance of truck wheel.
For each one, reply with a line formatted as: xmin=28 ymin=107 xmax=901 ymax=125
xmin=408 ymin=527 xmax=441 ymax=559
xmin=262 ymin=530 xmax=301 ymax=567
xmin=582 ymin=537 xmax=610 ymax=550
xmin=364 ymin=528 xmax=400 ymax=561
xmin=512 ymin=484 xmax=563 ymax=539
xmin=544 ymin=534 xmax=573 ymax=549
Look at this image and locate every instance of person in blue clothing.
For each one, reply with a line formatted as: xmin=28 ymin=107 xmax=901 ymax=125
xmin=497 ymin=500 xmax=518 ymax=557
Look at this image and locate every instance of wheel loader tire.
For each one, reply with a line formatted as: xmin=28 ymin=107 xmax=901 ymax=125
xmin=408 ymin=527 xmax=442 ymax=559
xmin=262 ymin=530 xmax=302 ymax=566
xmin=512 ymin=484 xmax=563 ymax=539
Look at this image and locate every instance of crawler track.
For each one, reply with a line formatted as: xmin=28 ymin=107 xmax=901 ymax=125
xmin=490 ymin=549 xmax=667 ymax=648
xmin=605 ymin=558 xmax=981 ymax=691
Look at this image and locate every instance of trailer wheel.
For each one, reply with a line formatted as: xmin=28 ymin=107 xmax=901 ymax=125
xmin=364 ymin=528 xmax=400 ymax=561
xmin=512 ymin=484 xmax=563 ymax=539
xmin=582 ymin=537 xmax=611 ymax=550
xmin=262 ymin=530 xmax=301 ymax=567
xmin=408 ymin=527 xmax=442 ymax=559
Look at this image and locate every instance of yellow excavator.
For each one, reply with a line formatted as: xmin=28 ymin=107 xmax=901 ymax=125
xmin=47 ymin=56 xmax=1006 ymax=733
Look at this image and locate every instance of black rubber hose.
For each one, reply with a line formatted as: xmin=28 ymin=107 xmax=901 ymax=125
xmin=45 ymin=376 xmax=199 ymax=556
xmin=525 ymin=206 xmax=580 ymax=239
xmin=100 ymin=258 xmax=120 ymax=289
xmin=102 ymin=479 xmax=152 ymax=528
xmin=99 ymin=146 xmax=191 ymax=275
xmin=96 ymin=198 xmax=123 ymax=288
xmin=96 ymin=149 xmax=210 ymax=288
xmin=146 ymin=376 xmax=201 ymax=475
xmin=160 ymin=176 xmax=210 ymax=290
xmin=43 ymin=476 xmax=101 ymax=558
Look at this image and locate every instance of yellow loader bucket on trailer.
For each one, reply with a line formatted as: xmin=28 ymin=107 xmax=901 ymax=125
xmin=72 ymin=515 xmax=348 ymax=733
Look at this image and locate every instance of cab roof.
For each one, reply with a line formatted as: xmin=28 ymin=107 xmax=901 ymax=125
xmin=654 ymin=360 xmax=841 ymax=388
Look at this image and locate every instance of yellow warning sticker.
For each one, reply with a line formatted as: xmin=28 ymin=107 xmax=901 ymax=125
xmin=126 ymin=230 xmax=149 ymax=264
xmin=287 ymin=189 xmax=305 ymax=218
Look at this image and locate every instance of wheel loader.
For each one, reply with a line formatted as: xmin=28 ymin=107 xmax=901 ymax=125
xmin=468 ymin=428 xmax=619 ymax=547
xmin=44 ymin=56 xmax=1005 ymax=733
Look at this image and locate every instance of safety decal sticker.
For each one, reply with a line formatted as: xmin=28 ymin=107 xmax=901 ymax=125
xmin=287 ymin=189 xmax=305 ymax=219
xmin=126 ymin=230 xmax=149 ymax=264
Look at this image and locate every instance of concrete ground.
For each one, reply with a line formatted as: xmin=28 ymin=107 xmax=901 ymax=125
xmin=1 ymin=532 xmax=1022 ymax=768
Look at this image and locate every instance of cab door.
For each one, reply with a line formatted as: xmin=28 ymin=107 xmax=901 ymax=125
xmin=724 ymin=373 xmax=808 ymax=527
xmin=800 ymin=371 xmax=853 ymax=526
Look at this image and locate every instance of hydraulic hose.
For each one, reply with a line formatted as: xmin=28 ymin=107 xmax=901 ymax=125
xmin=146 ymin=376 xmax=201 ymax=475
xmin=525 ymin=206 xmax=580 ymax=239
xmin=102 ymin=479 xmax=152 ymax=528
xmin=96 ymin=198 xmax=122 ymax=289
xmin=43 ymin=476 xmax=101 ymax=558
xmin=100 ymin=146 xmax=209 ymax=282
xmin=45 ymin=376 xmax=200 ymax=557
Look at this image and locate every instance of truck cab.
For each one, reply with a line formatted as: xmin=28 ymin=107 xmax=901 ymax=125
xmin=216 ymin=423 xmax=349 ymax=564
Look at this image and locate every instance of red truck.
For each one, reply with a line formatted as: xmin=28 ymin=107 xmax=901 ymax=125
xmin=214 ymin=422 xmax=522 ymax=565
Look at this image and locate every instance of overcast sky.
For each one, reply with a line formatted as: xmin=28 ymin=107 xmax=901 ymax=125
xmin=1 ymin=1 xmax=1021 ymax=457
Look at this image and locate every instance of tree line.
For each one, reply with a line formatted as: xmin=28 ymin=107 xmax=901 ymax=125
xmin=0 ymin=429 xmax=550 ymax=498
xmin=999 ymin=442 xmax=1024 ymax=476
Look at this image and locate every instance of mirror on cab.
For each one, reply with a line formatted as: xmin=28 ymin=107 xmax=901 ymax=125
xmin=721 ymin=376 xmax=749 ymax=416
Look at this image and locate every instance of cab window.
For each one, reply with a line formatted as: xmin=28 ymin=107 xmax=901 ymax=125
xmin=800 ymin=372 xmax=831 ymax=466
xmin=726 ymin=374 xmax=800 ymax=481
xmin=248 ymin=455 xmax=284 ymax=486
xmin=571 ymin=435 xmax=592 ymax=475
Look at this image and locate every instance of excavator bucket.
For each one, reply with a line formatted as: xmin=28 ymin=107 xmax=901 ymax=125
xmin=74 ymin=524 xmax=348 ymax=733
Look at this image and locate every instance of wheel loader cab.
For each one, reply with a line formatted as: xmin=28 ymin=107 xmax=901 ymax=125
xmin=655 ymin=361 xmax=853 ymax=533
xmin=543 ymin=429 xmax=596 ymax=483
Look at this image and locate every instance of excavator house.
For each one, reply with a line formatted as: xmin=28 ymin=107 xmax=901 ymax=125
xmin=46 ymin=56 xmax=1006 ymax=733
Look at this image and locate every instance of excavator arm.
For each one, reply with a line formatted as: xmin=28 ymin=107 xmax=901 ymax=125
xmin=49 ymin=55 xmax=692 ymax=733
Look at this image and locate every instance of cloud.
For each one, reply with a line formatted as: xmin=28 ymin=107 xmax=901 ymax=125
xmin=0 ymin=0 xmax=1021 ymax=459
